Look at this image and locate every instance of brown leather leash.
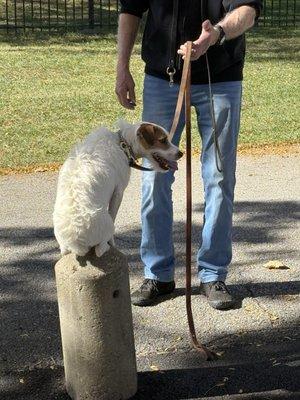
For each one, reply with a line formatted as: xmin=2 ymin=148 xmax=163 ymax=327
xmin=169 ymin=41 xmax=217 ymax=361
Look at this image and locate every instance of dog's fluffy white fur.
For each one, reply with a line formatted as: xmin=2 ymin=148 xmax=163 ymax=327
xmin=53 ymin=120 xmax=180 ymax=258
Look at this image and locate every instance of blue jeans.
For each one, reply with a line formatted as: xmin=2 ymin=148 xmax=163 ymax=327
xmin=141 ymin=74 xmax=242 ymax=283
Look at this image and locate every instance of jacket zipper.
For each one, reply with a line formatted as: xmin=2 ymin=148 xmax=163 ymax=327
xmin=167 ymin=0 xmax=179 ymax=86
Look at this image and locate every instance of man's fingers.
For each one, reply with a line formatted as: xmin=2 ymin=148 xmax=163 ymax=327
xmin=128 ymin=85 xmax=136 ymax=106
xmin=177 ymin=20 xmax=213 ymax=61
xmin=122 ymin=95 xmax=135 ymax=109
xmin=115 ymin=81 xmax=136 ymax=109
xmin=178 ymin=44 xmax=205 ymax=60
xmin=115 ymin=70 xmax=136 ymax=110
xmin=202 ymin=19 xmax=212 ymax=31
xmin=116 ymin=92 xmax=127 ymax=108
xmin=116 ymin=89 xmax=134 ymax=110
xmin=115 ymin=86 xmax=126 ymax=106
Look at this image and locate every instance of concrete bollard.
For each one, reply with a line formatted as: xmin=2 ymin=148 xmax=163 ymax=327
xmin=55 ymin=246 xmax=137 ymax=400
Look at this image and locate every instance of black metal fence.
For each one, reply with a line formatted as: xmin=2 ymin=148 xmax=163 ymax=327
xmin=0 ymin=0 xmax=299 ymax=32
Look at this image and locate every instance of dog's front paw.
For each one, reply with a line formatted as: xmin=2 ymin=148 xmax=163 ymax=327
xmin=95 ymin=242 xmax=111 ymax=258
xmin=60 ymin=246 xmax=71 ymax=256
xmin=108 ymin=236 xmax=115 ymax=247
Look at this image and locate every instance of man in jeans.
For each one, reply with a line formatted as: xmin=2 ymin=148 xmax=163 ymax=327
xmin=116 ymin=0 xmax=262 ymax=310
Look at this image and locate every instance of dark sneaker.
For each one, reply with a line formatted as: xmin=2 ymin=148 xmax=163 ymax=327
xmin=131 ymin=279 xmax=175 ymax=306
xmin=200 ymin=281 xmax=236 ymax=310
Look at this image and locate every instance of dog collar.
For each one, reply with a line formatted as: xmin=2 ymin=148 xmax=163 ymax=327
xmin=117 ymin=130 xmax=153 ymax=172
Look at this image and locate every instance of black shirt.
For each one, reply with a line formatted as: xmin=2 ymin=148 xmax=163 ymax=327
xmin=120 ymin=0 xmax=262 ymax=84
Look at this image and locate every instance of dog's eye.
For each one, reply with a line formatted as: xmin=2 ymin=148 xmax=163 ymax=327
xmin=159 ymin=138 xmax=168 ymax=145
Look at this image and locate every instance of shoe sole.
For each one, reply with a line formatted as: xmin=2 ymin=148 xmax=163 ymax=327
xmin=131 ymin=289 xmax=175 ymax=307
xmin=208 ymin=300 xmax=236 ymax=310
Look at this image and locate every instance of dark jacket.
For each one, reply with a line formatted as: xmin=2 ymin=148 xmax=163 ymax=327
xmin=120 ymin=0 xmax=262 ymax=84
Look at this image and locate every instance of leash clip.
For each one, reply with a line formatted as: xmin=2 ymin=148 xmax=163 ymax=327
xmin=167 ymin=66 xmax=176 ymax=87
xmin=120 ymin=141 xmax=132 ymax=160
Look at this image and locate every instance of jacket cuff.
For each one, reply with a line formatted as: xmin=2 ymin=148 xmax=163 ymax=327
xmin=119 ymin=8 xmax=143 ymax=18
xmin=119 ymin=0 xmax=149 ymax=19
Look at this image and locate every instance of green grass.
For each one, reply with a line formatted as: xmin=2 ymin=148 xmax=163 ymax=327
xmin=0 ymin=27 xmax=299 ymax=169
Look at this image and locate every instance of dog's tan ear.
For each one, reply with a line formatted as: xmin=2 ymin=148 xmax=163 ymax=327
xmin=137 ymin=124 xmax=155 ymax=147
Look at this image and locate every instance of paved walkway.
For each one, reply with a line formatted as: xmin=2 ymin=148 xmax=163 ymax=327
xmin=0 ymin=154 xmax=299 ymax=399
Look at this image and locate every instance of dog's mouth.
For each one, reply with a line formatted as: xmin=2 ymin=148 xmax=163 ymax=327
xmin=152 ymin=153 xmax=178 ymax=171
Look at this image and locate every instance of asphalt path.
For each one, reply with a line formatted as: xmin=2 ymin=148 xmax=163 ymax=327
xmin=0 ymin=154 xmax=299 ymax=399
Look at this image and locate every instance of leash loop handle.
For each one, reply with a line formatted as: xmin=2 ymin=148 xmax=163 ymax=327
xmin=168 ymin=42 xmax=193 ymax=142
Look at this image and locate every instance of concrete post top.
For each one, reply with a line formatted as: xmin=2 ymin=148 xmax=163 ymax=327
xmin=55 ymin=246 xmax=128 ymax=279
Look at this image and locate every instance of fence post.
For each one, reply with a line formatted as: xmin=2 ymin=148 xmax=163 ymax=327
xmin=88 ymin=0 xmax=95 ymax=29
xmin=55 ymin=247 xmax=137 ymax=400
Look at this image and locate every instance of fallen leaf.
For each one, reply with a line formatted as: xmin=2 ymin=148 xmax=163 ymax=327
xmin=150 ymin=365 xmax=159 ymax=371
xmin=34 ymin=167 xmax=48 ymax=173
xmin=163 ymin=346 xmax=178 ymax=353
xmin=264 ymin=260 xmax=290 ymax=270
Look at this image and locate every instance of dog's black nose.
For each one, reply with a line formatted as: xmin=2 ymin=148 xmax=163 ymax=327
xmin=177 ymin=150 xmax=184 ymax=159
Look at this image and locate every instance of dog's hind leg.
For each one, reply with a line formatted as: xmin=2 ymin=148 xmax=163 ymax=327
xmin=95 ymin=242 xmax=111 ymax=258
xmin=109 ymin=189 xmax=124 ymax=223
xmin=107 ymin=189 xmax=124 ymax=247
xmin=60 ymin=247 xmax=71 ymax=256
xmin=94 ymin=211 xmax=115 ymax=258
xmin=108 ymin=237 xmax=115 ymax=246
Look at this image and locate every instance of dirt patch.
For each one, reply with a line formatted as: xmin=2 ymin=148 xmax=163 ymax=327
xmin=0 ymin=162 xmax=61 ymax=176
xmin=0 ymin=143 xmax=299 ymax=176
xmin=237 ymin=142 xmax=300 ymax=156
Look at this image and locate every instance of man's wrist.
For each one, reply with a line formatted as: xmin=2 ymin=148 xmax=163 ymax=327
xmin=213 ymin=24 xmax=226 ymax=45
xmin=117 ymin=62 xmax=130 ymax=72
xmin=209 ymin=26 xmax=220 ymax=46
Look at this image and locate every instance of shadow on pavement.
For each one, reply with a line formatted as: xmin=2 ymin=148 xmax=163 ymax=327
xmin=0 ymin=200 xmax=299 ymax=399
xmin=1 ymin=331 xmax=299 ymax=400
xmin=134 ymin=359 xmax=300 ymax=399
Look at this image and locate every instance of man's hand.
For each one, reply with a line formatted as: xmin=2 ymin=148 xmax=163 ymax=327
xmin=178 ymin=5 xmax=257 ymax=61
xmin=115 ymin=67 xmax=136 ymax=110
xmin=178 ymin=20 xmax=219 ymax=61
xmin=116 ymin=13 xmax=140 ymax=110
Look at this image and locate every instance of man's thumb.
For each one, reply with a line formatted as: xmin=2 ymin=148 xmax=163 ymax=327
xmin=202 ymin=19 xmax=213 ymax=32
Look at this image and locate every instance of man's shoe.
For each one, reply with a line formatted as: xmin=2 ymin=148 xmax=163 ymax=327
xmin=131 ymin=279 xmax=175 ymax=306
xmin=200 ymin=281 xmax=236 ymax=310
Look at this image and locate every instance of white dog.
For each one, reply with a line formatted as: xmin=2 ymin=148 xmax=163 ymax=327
xmin=53 ymin=120 xmax=183 ymax=258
